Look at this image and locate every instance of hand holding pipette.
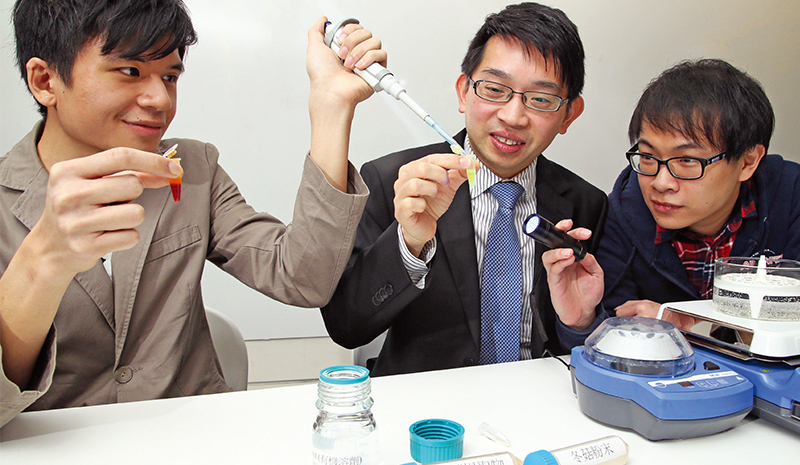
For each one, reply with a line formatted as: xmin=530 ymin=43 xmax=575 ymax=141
xmin=324 ymin=18 xmax=477 ymax=186
xmin=308 ymin=17 xmax=387 ymax=192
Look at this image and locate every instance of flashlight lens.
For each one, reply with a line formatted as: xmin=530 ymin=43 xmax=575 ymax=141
xmin=523 ymin=215 xmax=540 ymax=235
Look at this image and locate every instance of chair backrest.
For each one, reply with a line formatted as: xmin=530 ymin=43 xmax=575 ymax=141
xmin=353 ymin=331 xmax=387 ymax=372
xmin=205 ymin=306 xmax=249 ymax=391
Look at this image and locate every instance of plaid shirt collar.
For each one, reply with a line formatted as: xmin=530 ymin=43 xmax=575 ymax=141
xmin=653 ymin=180 xmax=757 ymax=299
xmin=654 ymin=180 xmax=756 ymax=245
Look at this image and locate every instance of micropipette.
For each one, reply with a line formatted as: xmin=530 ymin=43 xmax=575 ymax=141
xmin=324 ymin=18 xmax=476 ymax=187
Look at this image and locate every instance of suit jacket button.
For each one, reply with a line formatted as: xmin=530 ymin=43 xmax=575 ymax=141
xmin=372 ymin=295 xmax=382 ymax=306
xmin=384 ymin=284 xmax=393 ymax=296
xmin=463 ymin=358 xmax=476 ymax=366
xmin=114 ymin=366 xmax=133 ymax=384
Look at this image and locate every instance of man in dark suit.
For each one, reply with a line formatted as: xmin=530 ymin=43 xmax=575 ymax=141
xmin=321 ymin=2 xmax=608 ymax=376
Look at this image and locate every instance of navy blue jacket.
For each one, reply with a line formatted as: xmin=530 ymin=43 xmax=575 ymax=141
xmin=598 ymin=154 xmax=800 ymax=310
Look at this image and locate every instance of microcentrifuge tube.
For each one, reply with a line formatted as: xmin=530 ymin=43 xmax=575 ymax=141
xmin=478 ymin=422 xmax=512 ymax=447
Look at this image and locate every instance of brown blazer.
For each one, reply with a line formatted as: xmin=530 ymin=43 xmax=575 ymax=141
xmin=0 ymin=122 xmax=368 ymax=426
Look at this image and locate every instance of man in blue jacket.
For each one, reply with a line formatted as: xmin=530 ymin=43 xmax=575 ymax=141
xmin=596 ymin=58 xmax=800 ymax=328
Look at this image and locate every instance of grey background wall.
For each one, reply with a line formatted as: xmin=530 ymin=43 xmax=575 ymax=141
xmin=1 ymin=0 xmax=798 ymax=341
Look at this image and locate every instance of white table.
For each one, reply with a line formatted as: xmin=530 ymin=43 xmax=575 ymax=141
xmin=1 ymin=358 xmax=796 ymax=463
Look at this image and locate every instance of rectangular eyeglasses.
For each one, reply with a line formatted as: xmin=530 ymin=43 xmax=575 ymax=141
xmin=469 ymin=78 xmax=568 ymax=112
xmin=625 ymin=143 xmax=727 ymax=180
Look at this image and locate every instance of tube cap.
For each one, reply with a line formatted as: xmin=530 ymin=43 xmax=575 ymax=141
xmin=524 ymin=450 xmax=558 ymax=465
xmin=409 ymin=419 xmax=465 ymax=464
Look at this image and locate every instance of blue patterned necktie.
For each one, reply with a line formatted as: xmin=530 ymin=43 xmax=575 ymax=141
xmin=480 ymin=182 xmax=524 ymax=364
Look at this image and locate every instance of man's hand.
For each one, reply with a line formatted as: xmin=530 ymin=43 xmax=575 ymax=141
xmin=541 ymin=219 xmax=603 ymax=330
xmin=307 ymin=17 xmax=388 ymax=109
xmin=0 ymin=147 xmax=180 ymax=389
xmin=306 ymin=16 xmax=388 ymax=192
xmin=615 ymin=300 xmax=700 ymax=330
xmin=394 ymin=154 xmax=474 ymax=257
xmin=32 ymin=148 xmax=181 ymax=277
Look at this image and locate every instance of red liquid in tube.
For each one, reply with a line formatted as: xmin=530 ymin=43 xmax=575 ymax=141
xmin=169 ymin=179 xmax=181 ymax=202
xmin=168 ymin=158 xmax=181 ymax=202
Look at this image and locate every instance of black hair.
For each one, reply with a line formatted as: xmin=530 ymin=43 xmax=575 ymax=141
xmin=628 ymin=58 xmax=774 ymax=160
xmin=460 ymin=2 xmax=585 ymax=100
xmin=13 ymin=0 xmax=198 ymax=117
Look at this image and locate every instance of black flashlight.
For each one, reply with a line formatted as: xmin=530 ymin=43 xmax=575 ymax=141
xmin=523 ymin=214 xmax=586 ymax=261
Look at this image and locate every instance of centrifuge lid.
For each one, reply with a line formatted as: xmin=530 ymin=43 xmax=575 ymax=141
xmin=584 ymin=316 xmax=695 ymax=377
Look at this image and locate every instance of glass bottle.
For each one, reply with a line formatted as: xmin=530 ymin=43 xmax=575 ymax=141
xmin=311 ymin=365 xmax=378 ymax=465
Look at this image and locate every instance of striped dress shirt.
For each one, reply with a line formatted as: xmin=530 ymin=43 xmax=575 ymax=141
xmin=399 ymin=134 xmax=539 ymax=359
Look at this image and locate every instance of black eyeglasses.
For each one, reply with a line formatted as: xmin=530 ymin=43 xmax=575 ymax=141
xmin=625 ymin=143 xmax=727 ymax=180
xmin=468 ymin=78 xmax=568 ymax=112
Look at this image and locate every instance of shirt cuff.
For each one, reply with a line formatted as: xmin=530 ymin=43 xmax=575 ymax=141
xmin=0 ymin=325 xmax=56 ymax=427
xmin=397 ymin=223 xmax=435 ymax=289
xmin=555 ymin=305 xmax=606 ymax=351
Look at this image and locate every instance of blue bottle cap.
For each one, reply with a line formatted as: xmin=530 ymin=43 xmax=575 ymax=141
xmin=524 ymin=450 xmax=558 ymax=465
xmin=409 ymin=419 xmax=465 ymax=464
xmin=319 ymin=365 xmax=370 ymax=384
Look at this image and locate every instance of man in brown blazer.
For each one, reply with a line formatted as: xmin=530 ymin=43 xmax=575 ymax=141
xmin=0 ymin=0 xmax=385 ymax=427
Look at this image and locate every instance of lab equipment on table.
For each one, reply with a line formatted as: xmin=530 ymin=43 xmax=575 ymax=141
xmin=712 ymin=255 xmax=800 ymax=320
xmin=523 ymin=214 xmax=586 ymax=261
xmin=312 ymin=365 xmax=378 ymax=465
xmin=657 ymin=256 xmax=800 ymax=435
xmin=570 ymin=316 xmax=753 ymax=440
xmin=324 ymin=18 xmax=477 ymax=187
xmin=409 ymin=419 xmax=464 ymax=464
xmin=524 ymin=435 xmax=628 ymax=465
xmin=478 ymin=421 xmax=511 ymax=447
xmin=402 ymin=435 xmax=628 ymax=465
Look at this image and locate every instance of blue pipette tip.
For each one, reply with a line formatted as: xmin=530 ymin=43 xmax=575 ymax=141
xmin=425 ymin=117 xmax=458 ymax=147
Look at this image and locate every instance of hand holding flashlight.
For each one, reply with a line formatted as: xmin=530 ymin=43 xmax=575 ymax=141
xmin=531 ymin=215 xmax=604 ymax=330
xmin=523 ymin=214 xmax=586 ymax=261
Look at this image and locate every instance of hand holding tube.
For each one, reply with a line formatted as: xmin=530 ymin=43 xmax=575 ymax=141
xmin=523 ymin=214 xmax=586 ymax=260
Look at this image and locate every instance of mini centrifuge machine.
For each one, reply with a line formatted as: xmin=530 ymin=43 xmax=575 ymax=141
xmin=570 ymin=316 xmax=753 ymax=440
xmin=571 ymin=256 xmax=800 ymax=440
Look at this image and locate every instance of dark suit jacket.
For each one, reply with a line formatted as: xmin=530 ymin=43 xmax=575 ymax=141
xmin=322 ymin=130 xmax=607 ymax=376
